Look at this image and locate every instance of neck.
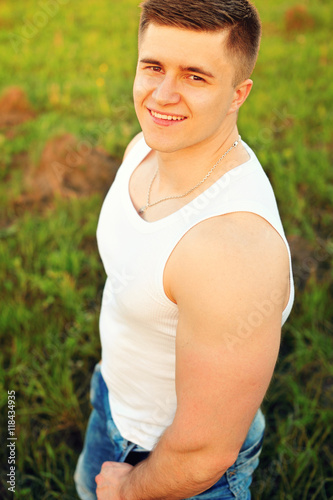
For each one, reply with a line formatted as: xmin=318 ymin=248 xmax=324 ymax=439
xmin=153 ymin=125 xmax=240 ymax=195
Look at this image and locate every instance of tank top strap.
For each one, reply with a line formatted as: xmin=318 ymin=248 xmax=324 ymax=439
xmin=120 ymin=137 xmax=152 ymax=180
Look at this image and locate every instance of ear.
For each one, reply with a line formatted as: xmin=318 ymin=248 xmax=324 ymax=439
xmin=227 ymin=79 xmax=253 ymax=115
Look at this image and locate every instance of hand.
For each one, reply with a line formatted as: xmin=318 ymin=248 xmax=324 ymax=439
xmin=96 ymin=461 xmax=133 ymax=500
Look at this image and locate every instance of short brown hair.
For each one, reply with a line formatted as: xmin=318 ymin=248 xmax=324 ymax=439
xmin=139 ymin=0 xmax=261 ymax=86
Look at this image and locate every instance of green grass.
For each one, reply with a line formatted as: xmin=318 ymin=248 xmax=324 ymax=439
xmin=0 ymin=0 xmax=332 ymax=499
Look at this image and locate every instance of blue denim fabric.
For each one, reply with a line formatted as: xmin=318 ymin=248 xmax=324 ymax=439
xmin=74 ymin=363 xmax=264 ymax=500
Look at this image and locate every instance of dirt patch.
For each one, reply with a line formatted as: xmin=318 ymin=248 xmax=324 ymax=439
xmin=0 ymin=86 xmax=36 ymax=127
xmin=16 ymin=134 xmax=121 ymax=207
xmin=285 ymin=6 xmax=315 ymax=33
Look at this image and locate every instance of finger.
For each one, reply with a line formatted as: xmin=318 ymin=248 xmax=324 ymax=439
xmin=101 ymin=461 xmax=115 ymax=469
xmin=101 ymin=460 xmax=133 ymax=471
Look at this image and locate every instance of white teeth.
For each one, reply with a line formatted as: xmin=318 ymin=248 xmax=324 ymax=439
xmin=150 ymin=110 xmax=185 ymax=121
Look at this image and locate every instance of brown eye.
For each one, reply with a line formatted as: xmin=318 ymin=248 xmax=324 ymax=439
xmin=189 ymin=75 xmax=204 ymax=82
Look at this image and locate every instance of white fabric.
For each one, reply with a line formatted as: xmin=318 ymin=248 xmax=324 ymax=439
xmin=97 ymin=137 xmax=294 ymax=450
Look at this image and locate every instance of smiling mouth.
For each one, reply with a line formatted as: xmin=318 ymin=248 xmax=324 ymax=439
xmin=149 ymin=109 xmax=187 ymax=121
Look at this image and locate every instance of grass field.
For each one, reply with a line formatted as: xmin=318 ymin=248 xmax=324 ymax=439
xmin=0 ymin=0 xmax=332 ymax=499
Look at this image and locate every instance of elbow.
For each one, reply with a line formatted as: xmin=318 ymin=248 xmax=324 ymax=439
xmin=163 ymin=440 xmax=238 ymax=492
xmin=162 ymin=427 xmax=239 ymax=491
xmin=190 ymin=451 xmax=237 ymax=489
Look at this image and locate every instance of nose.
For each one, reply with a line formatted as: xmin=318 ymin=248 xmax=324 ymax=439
xmin=152 ymin=75 xmax=181 ymax=106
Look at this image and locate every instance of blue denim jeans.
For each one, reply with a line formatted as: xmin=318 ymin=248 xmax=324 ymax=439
xmin=74 ymin=363 xmax=264 ymax=500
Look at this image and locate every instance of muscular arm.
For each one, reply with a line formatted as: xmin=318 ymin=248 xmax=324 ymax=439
xmin=97 ymin=213 xmax=290 ymax=500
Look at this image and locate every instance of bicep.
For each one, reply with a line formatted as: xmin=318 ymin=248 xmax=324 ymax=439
xmin=174 ymin=305 xmax=280 ymax=455
xmin=171 ymin=218 xmax=288 ymax=456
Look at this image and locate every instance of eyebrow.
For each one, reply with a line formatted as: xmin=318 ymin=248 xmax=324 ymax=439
xmin=139 ymin=58 xmax=215 ymax=79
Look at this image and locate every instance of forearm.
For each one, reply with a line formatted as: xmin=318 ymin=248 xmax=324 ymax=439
xmin=119 ymin=428 xmax=229 ymax=500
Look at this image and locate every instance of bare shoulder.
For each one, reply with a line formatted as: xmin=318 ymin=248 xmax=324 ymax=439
xmin=166 ymin=212 xmax=290 ymax=312
xmin=123 ymin=131 xmax=144 ymax=160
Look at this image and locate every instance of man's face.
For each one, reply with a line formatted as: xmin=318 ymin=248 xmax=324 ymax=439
xmin=133 ymin=23 xmax=239 ymax=154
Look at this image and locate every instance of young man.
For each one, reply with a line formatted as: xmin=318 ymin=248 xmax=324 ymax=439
xmin=75 ymin=1 xmax=294 ymax=499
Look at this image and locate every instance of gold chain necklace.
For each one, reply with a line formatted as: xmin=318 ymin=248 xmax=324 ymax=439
xmin=138 ymin=135 xmax=241 ymax=214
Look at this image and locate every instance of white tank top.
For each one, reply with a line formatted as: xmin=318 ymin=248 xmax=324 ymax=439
xmin=97 ymin=137 xmax=294 ymax=450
